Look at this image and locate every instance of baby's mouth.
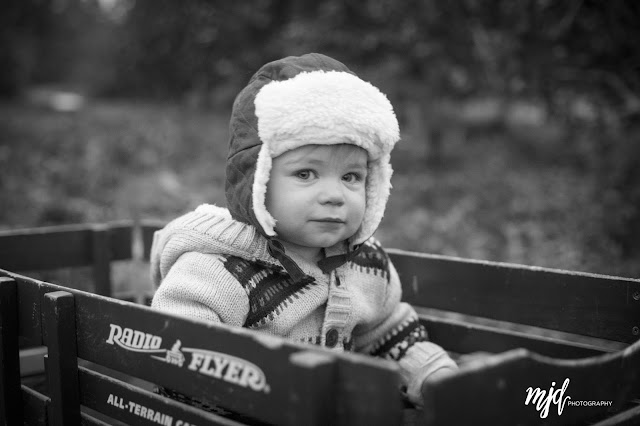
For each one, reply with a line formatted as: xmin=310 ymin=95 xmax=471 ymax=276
xmin=312 ymin=218 xmax=345 ymax=223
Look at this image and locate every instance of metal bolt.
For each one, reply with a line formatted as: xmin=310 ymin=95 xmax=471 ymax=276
xmin=633 ymin=291 xmax=640 ymax=301
xmin=633 ymin=326 xmax=640 ymax=336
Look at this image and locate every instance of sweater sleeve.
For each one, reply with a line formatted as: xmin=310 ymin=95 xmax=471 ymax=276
xmin=353 ymin=258 xmax=457 ymax=406
xmin=151 ymin=251 xmax=250 ymax=327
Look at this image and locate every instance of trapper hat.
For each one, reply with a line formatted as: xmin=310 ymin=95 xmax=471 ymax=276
xmin=225 ymin=53 xmax=400 ymax=277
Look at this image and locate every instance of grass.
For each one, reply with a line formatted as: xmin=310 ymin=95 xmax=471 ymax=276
xmin=1 ymin=98 xmax=637 ymax=279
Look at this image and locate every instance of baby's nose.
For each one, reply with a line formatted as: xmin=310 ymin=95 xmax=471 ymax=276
xmin=318 ymin=180 xmax=345 ymax=205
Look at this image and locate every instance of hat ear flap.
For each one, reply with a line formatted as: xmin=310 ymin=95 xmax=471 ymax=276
xmin=252 ymin=144 xmax=277 ymax=237
xmin=351 ymin=154 xmax=393 ymax=244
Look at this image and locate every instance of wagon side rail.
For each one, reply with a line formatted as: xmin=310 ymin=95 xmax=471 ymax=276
xmin=389 ymin=248 xmax=640 ymax=351
xmin=388 ymin=248 xmax=640 ymax=425
xmin=142 ymin=223 xmax=640 ymax=424
xmin=422 ymin=341 xmax=640 ymax=426
xmin=0 ymin=221 xmax=157 ymax=384
xmin=0 ymin=269 xmax=404 ymax=426
xmin=3 ymin=221 xmax=639 ymax=425
xmin=0 ymin=221 xmax=134 ymax=298
xmin=1 ymin=275 xmax=55 ymax=425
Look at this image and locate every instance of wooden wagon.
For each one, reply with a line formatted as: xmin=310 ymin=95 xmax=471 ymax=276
xmin=1 ymin=221 xmax=638 ymax=425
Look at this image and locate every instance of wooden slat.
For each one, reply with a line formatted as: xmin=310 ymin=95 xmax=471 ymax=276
xmin=16 ymin=277 xmax=43 ymax=346
xmin=389 ymin=249 xmax=640 ymax=344
xmin=334 ymin=351 xmax=403 ymax=426
xmin=0 ymin=221 xmax=133 ymax=271
xmin=287 ymin=351 xmax=337 ymax=425
xmin=78 ymin=366 xmax=244 ymax=426
xmin=140 ymin=220 xmax=165 ymax=262
xmin=417 ymin=307 xmax=627 ymax=359
xmin=592 ymin=403 xmax=640 ymax=426
xmin=43 ymin=291 xmax=81 ymax=425
xmin=21 ymin=385 xmax=49 ymax=425
xmin=0 ymin=277 xmax=22 ymax=425
xmin=80 ymin=411 xmax=115 ymax=426
xmin=19 ymin=346 xmax=47 ymax=376
xmin=91 ymin=225 xmax=112 ymax=297
xmin=422 ymin=339 xmax=640 ymax=426
xmin=9 ymin=270 xmax=64 ymax=345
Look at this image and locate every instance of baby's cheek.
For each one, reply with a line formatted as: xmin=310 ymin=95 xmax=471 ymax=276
xmin=350 ymin=198 xmax=367 ymax=223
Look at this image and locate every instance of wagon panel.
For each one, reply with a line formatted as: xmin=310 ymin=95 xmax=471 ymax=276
xmin=422 ymin=345 xmax=640 ymax=426
xmin=2 ymin=268 xmax=405 ymax=426
xmin=389 ymin=249 xmax=640 ymax=344
xmin=2 ymin=222 xmax=640 ymax=425
xmin=0 ymin=222 xmax=133 ymax=271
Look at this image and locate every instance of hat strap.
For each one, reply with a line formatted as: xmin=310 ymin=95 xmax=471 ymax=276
xmin=267 ymin=239 xmax=308 ymax=283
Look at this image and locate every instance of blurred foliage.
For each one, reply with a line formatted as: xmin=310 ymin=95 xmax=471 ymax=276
xmin=1 ymin=100 xmax=637 ymax=277
xmin=1 ymin=0 xmax=639 ymax=275
xmin=3 ymin=0 xmax=639 ymax=107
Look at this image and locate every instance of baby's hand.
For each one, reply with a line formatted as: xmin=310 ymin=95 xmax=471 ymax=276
xmin=420 ymin=367 xmax=457 ymax=397
xmin=419 ymin=352 xmax=493 ymax=399
xmin=455 ymin=351 xmax=493 ymax=366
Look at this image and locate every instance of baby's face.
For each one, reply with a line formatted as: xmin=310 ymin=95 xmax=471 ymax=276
xmin=266 ymin=144 xmax=367 ymax=258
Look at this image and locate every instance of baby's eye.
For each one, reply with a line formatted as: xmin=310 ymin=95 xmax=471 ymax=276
xmin=295 ymin=170 xmax=314 ymax=180
xmin=342 ymin=172 xmax=363 ymax=183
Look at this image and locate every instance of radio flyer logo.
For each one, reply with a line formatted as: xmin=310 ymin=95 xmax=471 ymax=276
xmin=524 ymin=378 xmax=613 ymax=419
xmin=105 ymin=323 xmax=270 ymax=393
xmin=183 ymin=348 xmax=270 ymax=393
xmin=106 ymin=323 xmax=164 ymax=353
xmin=151 ymin=339 xmax=186 ymax=367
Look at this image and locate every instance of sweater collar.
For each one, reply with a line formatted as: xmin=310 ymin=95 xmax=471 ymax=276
xmin=267 ymin=238 xmax=364 ymax=282
xmin=155 ymin=204 xmax=361 ymax=284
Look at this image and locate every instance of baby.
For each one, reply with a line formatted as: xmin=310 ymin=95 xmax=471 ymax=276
xmin=151 ymin=53 xmax=457 ymax=409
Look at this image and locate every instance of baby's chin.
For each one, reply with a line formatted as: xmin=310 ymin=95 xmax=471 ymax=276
xmin=311 ymin=230 xmax=358 ymax=247
xmin=295 ymin=235 xmax=350 ymax=250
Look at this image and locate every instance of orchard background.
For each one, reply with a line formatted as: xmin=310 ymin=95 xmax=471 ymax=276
xmin=2 ymin=0 xmax=639 ymax=278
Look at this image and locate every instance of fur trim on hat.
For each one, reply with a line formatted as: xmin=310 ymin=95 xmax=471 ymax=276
xmin=251 ymin=69 xmax=399 ymax=244
xmin=253 ymin=145 xmax=276 ymax=236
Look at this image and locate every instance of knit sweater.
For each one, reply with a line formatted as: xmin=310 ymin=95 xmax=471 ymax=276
xmin=151 ymin=204 xmax=456 ymax=405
